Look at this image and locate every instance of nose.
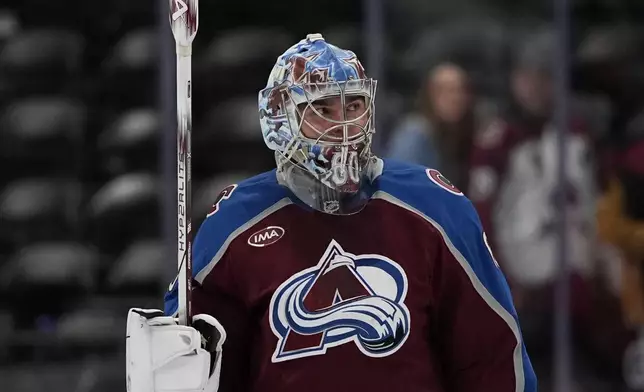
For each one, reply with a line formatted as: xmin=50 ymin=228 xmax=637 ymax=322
xmin=325 ymin=124 xmax=362 ymax=139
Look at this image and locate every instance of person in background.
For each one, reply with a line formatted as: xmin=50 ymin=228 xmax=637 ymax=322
xmin=597 ymin=122 xmax=644 ymax=390
xmin=574 ymin=27 xmax=644 ymax=191
xmin=385 ymin=62 xmax=475 ymax=191
xmin=468 ymin=30 xmax=596 ymax=288
xmin=467 ymin=29 xmax=617 ymax=390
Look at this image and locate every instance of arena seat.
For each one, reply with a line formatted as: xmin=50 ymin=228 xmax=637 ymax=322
xmin=98 ymin=108 xmax=160 ymax=176
xmin=0 ymin=311 xmax=13 ymax=362
xmin=84 ymin=355 xmax=126 ymax=392
xmin=193 ymin=96 xmax=273 ymax=175
xmin=0 ymin=29 xmax=84 ymax=101
xmin=0 ymin=179 xmax=82 ymax=248
xmin=1 ymin=363 xmax=78 ymax=392
xmin=199 ymin=96 xmax=262 ymax=142
xmin=107 ymin=239 xmax=167 ymax=294
xmin=0 ymin=98 xmax=85 ymax=178
xmin=0 ymin=242 xmax=100 ymax=327
xmin=0 ymin=9 xmax=20 ymax=47
xmin=399 ymin=20 xmax=510 ymax=97
xmin=55 ymin=305 xmax=123 ymax=347
xmin=0 ymin=358 xmax=124 ymax=392
xmin=193 ymin=28 xmax=293 ymax=111
xmin=100 ymin=28 xmax=157 ymax=110
xmin=87 ymin=172 xmax=160 ymax=254
xmin=205 ymin=28 xmax=293 ymax=69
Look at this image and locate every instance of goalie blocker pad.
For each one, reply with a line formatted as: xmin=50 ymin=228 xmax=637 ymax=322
xmin=126 ymin=308 xmax=226 ymax=392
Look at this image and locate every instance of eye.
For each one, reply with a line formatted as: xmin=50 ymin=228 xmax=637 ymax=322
xmin=346 ymin=100 xmax=364 ymax=112
xmin=313 ymin=106 xmax=329 ymax=115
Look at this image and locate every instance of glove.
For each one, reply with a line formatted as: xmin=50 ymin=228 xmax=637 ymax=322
xmin=126 ymin=308 xmax=226 ymax=392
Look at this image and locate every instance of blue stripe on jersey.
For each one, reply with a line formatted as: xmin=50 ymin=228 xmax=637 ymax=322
xmin=164 ymin=169 xmax=289 ymax=316
xmin=375 ymin=158 xmax=537 ymax=391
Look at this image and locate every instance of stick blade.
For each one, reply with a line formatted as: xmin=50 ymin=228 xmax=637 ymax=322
xmin=169 ymin=0 xmax=199 ymax=46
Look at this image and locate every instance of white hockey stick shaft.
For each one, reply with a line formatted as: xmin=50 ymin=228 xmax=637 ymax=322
xmin=170 ymin=0 xmax=199 ymax=326
xmin=176 ymin=52 xmax=192 ymax=327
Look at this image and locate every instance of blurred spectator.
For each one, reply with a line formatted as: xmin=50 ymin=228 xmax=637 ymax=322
xmin=467 ymin=29 xmax=630 ymax=389
xmin=597 ymin=125 xmax=644 ymax=390
xmin=509 ymin=35 xmax=553 ymax=128
xmin=580 ymin=26 xmax=644 ymax=390
xmin=469 ymin=29 xmax=595 ymax=287
xmin=385 ymin=62 xmax=475 ymax=191
xmin=575 ymin=26 xmax=644 ymax=190
xmin=598 ymin=139 xmax=644 ymax=327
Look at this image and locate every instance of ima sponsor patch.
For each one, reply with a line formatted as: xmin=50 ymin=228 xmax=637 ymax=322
xmin=248 ymin=226 xmax=285 ymax=248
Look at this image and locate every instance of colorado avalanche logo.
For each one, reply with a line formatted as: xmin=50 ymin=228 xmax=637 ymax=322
xmin=269 ymin=240 xmax=410 ymax=363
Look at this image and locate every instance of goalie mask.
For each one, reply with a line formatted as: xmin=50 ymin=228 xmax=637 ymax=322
xmin=258 ymin=34 xmax=378 ymax=215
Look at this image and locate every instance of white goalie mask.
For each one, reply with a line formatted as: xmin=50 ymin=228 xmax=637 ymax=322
xmin=258 ymin=34 xmax=378 ymax=214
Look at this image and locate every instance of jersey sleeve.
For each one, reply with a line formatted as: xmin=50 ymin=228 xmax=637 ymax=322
xmin=163 ymin=186 xmax=252 ymax=392
xmin=163 ymin=183 xmax=244 ymax=317
xmin=376 ymin=161 xmax=537 ymax=391
xmin=162 ymin=172 xmax=290 ymax=392
xmin=430 ymin=197 xmax=537 ymax=391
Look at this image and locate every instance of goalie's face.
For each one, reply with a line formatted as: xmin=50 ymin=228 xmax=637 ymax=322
xmin=259 ymin=51 xmax=377 ymax=215
xmin=293 ymin=93 xmax=373 ymax=195
xmin=298 ymin=95 xmax=369 ymax=142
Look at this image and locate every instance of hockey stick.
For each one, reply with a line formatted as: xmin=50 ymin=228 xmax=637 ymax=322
xmin=169 ymin=0 xmax=199 ymax=326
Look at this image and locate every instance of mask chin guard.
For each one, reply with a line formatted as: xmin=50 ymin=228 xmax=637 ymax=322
xmin=276 ymin=152 xmax=382 ymax=215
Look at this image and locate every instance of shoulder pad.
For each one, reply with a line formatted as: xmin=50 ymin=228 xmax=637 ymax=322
xmin=193 ymin=170 xmax=292 ymax=283
xmin=376 ymin=159 xmax=476 ymax=233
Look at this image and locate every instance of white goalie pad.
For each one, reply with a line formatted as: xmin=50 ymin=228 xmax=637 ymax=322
xmin=126 ymin=309 xmax=226 ymax=392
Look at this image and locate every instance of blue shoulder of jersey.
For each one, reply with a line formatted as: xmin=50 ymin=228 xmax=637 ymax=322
xmin=164 ymin=169 xmax=291 ymax=316
xmin=376 ymin=158 xmax=510 ymax=307
xmin=376 ymin=158 xmax=536 ymax=390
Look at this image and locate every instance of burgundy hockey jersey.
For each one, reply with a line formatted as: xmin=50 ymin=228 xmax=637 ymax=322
xmin=165 ymin=158 xmax=536 ymax=392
